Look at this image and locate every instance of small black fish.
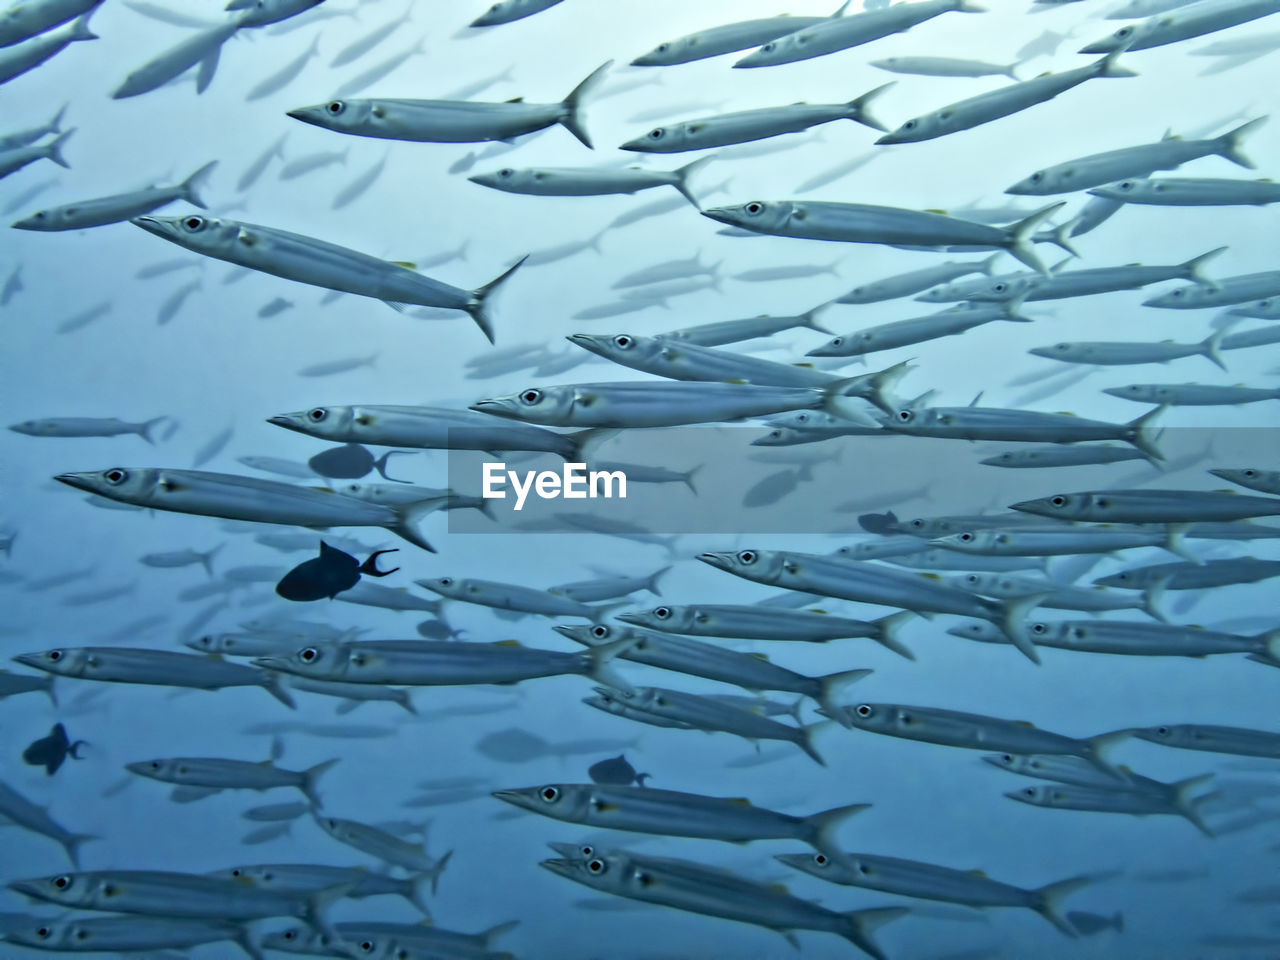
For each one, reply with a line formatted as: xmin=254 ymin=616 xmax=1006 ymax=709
xmin=22 ymin=723 xmax=87 ymax=776
xmin=275 ymin=541 xmax=400 ymax=602
xmin=857 ymin=510 xmax=898 ymax=534
xmin=308 ymin=443 xmax=410 ymax=481
xmin=588 ymin=753 xmax=650 ymax=787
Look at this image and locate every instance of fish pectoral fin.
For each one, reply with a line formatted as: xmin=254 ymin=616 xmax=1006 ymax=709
xmin=236 ymin=228 xmax=259 ymax=247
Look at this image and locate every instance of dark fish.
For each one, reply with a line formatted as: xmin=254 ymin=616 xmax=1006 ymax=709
xmin=21 ymin=723 xmax=87 ymax=776
xmin=274 ymin=541 xmax=400 ymax=602
xmin=858 ymin=510 xmax=900 ymax=534
xmin=307 ymin=443 xmax=410 ymax=481
xmin=1068 ymin=911 xmax=1124 ymax=936
xmin=587 ymin=753 xmax=651 ymax=787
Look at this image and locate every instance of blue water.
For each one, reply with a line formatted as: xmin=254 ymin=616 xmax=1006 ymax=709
xmin=2 ymin=0 xmax=1279 ymax=957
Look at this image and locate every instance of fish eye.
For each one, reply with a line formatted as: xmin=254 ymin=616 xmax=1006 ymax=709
xmin=579 ymin=844 xmax=594 ymax=857
xmin=1244 ymin=469 xmax=1257 ymax=477
xmin=1156 ymin=726 xmax=1169 ymax=736
xmin=958 ymin=532 xmax=972 ymax=542
xmin=104 ymin=468 xmax=128 ymax=484
xmin=53 ymin=875 xmax=71 ymax=889
xmin=966 ymin=575 xmax=978 ymax=583
xmin=231 ymin=869 xmax=242 ymax=876
xmin=1031 ymin=623 xmax=1046 ymax=634
xmin=48 ymin=650 xmax=64 ymax=662
xmin=830 ymin=337 xmax=843 ymax=346
xmin=299 ymin=647 xmax=319 ymax=663
xmin=587 ymin=858 xmax=606 ymax=874
xmin=36 ymin=927 xmax=50 ymax=939
xmin=653 ymin=606 xmax=671 ymax=619
xmin=1030 ymin=172 xmax=1042 ymax=182
xmin=520 ymin=388 xmax=543 ymax=405
xmin=326 ymin=100 xmax=346 ymax=114
xmin=904 ymin=120 xmax=916 ymax=129
xmin=855 ymin=704 xmax=873 ymax=718
xmin=761 ymin=42 xmax=775 ymax=52
xmin=737 ymin=550 xmax=757 ymax=565
xmin=150 ymin=761 xmax=161 ymax=769
xmin=647 ymin=128 xmax=665 ymax=140
xmin=897 ymin=410 xmax=913 ymax=422
xmin=1001 ymin=754 xmax=1013 ymax=763
xmin=283 ymin=930 xmax=296 ymax=941
xmin=591 ymin=625 xmax=609 ymax=638
xmin=359 ymin=942 xmax=374 ymax=953
xmin=439 ymin=577 xmax=453 ymax=586
xmin=656 ymin=43 xmax=668 ymax=52
xmin=540 ymin=786 xmax=560 ymax=802
xmin=612 ymin=334 xmax=633 ymax=349
xmin=993 ymin=283 xmax=1006 ymax=293
xmin=1023 ymin=787 xmax=1036 ymax=797
xmin=1050 ymin=496 xmax=1066 ymax=507
xmin=307 ymin=407 xmax=328 ymax=422
xmin=1117 ymin=26 xmax=1131 ymax=36
xmin=1118 ymin=180 xmax=1132 ymax=190
xmin=498 ymin=168 xmax=514 ymax=177
xmin=744 ymin=201 xmax=764 ymax=216
xmin=182 ymin=215 xmax=205 ymax=231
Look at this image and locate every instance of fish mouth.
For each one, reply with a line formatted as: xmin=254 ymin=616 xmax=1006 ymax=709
xmin=874 ymin=132 xmax=902 ymax=145
xmin=617 ymin=139 xmax=647 ymax=152
xmin=538 ymin=858 xmax=578 ymax=879
xmin=6 ymin=879 xmax=42 ymax=899
xmin=695 ymin=551 xmax=733 ymax=570
xmin=10 ymin=652 xmax=41 ymax=669
xmin=698 ymin=207 xmax=736 ymax=226
xmin=613 ymin=613 xmax=643 ymax=626
xmin=489 ymin=789 xmax=530 ymax=808
xmin=266 ymin=415 xmax=301 ymax=430
xmin=468 ymin=399 xmax=517 ymax=419
xmin=552 ymin=624 xmax=585 ymax=641
xmin=251 ymin=657 xmax=288 ymax=670
xmin=547 ymin=841 xmax=585 ymax=858
xmin=53 ymin=472 xmax=94 ymax=492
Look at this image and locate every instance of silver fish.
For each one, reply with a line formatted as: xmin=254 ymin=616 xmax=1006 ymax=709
xmin=112 ymin=20 xmax=241 ymax=99
xmin=245 ymin=32 xmax=318 ymax=101
xmin=1012 ymin=487 xmax=1280 ymax=524
xmin=0 ymin=779 xmax=94 ymax=865
xmin=631 ymin=7 xmax=846 ymax=67
xmin=1082 ymin=0 xmax=1280 ymax=52
xmin=9 ymin=415 xmax=166 ymax=442
xmin=0 ymin=11 xmax=95 ymax=86
xmin=0 ymin=128 xmax=72 ymax=179
xmin=471 ymin=0 xmax=565 ymax=27
xmin=13 ymin=160 xmax=216 ymax=230
xmin=470 ymin=156 xmax=710 ymax=205
xmin=1091 ymin=174 xmax=1280 ymax=205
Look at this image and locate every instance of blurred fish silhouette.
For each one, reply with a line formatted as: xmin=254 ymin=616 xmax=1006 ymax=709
xmin=22 ymin=723 xmax=87 ymax=776
xmin=274 ymin=541 xmax=400 ymax=602
xmin=588 ymin=753 xmax=650 ymax=787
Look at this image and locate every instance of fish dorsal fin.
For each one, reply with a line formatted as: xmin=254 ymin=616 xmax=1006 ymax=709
xmin=1055 ymin=411 xmax=1079 ymax=418
xmin=390 ymin=260 xmax=417 ymax=270
xmin=728 ymin=797 xmax=751 ymax=806
xmin=1161 ymin=128 xmax=1180 ymax=141
xmin=750 ymin=652 xmax=769 ymax=660
xmin=1013 ymin=720 xmax=1035 ymax=728
xmin=808 ymin=608 xmax=828 ymax=615
xmin=791 ymin=362 xmax=815 ymax=369
xmin=1036 ymin=70 xmax=1051 ymax=78
xmin=918 ymin=573 xmax=941 ymax=581
xmin=770 ymin=883 xmax=790 ymax=895
xmin=319 ymin=541 xmax=343 ymax=558
xmin=968 ymin=391 xmax=983 ymax=407
xmin=505 ymin=96 xmax=524 ymax=103
xmin=925 ymin=208 xmax=948 ymax=215
xmin=495 ymin=639 xmax=523 ymax=647
xmin=723 ymin=378 xmax=748 ymax=385
xmin=968 ymin=869 xmax=987 ymax=877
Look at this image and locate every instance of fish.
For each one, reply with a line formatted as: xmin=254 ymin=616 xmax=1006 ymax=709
xmin=21 ymin=723 xmax=86 ymax=775
xmin=1210 ymin=467 xmax=1280 ymax=495
xmin=257 ymin=296 xmax=293 ymax=318
xmin=9 ymin=416 xmax=166 ymax=442
xmin=156 ymin=277 xmax=202 ymax=325
xmin=877 ymin=51 xmax=1136 ymax=144
xmin=549 ymin=567 xmax=670 ymax=602
xmin=274 ymin=541 xmax=399 ymax=601
xmin=1092 ymin=174 xmax=1280 ymax=206
xmin=13 ymin=160 xmax=216 ymax=230
xmin=231 ymin=0 xmax=327 ymax=29
xmin=871 ymin=55 xmax=1022 ymax=79
xmin=125 ymin=744 xmax=339 ymax=805
xmin=307 ymin=443 xmax=407 ymax=481
xmin=245 ymin=32 xmax=318 ymax=101
xmin=0 ymin=102 xmax=66 ymax=150
xmin=329 ymin=3 xmax=410 ymax=67
xmin=949 ymin=617 xmax=1276 ymax=658
xmin=237 ymin=133 xmax=287 ymax=191
xmin=331 ymin=151 xmax=388 ymax=209
xmin=1012 ymin=488 xmax=1280 ymax=524
xmin=632 ymin=7 xmax=848 ymax=66
xmin=311 ymin=813 xmax=453 ymax=877
xmin=208 ymin=862 xmax=435 ymax=915
xmin=112 ymin=20 xmax=241 ymax=99
xmin=0 ymin=12 xmax=95 ymax=86
xmin=418 ymin=575 xmax=622 ymax=620
xmin=131 ymin=212 xmax=525 ymax=342
xmin=587 ymin=754 xmax=650 ymax=786
xmin=0 ymin=128 xmax=73 ymax=180
xmin=1104 ymin=381 xmax=1280 ymax=405
xmin=0 ymin=779 xmax=95 ymax=864
xmin=1006 ymin=777 xmax=1215 ymax=835
xmin=471 ymin=0 xmax=566 ymax=27
xmin=329 ymin=33 xmax=427 ymax=99
xmin=288 ymin=61 xmax=611 ymax=148
xmin=470 ymin=156 xmax=711 ymax=206
xmin=55 ymin=300 xmax=112 ymax=333
xmin=1144 ymin=268 xmax=1280 ymax=308
xmin=1029 ymin=334 xmax=1226 ymax=369
xmin=298 ymin=353 xmax=378 ymax=377
xmin=1082 ymin=0 xmax=1280 ymax=52
xmin=0 ymin=670 xmax=57 ymax=703
xmin=278 ymin=147 xmax=348 ymax=181
xmin=946 ymin=572 xmax=1162 ymax=619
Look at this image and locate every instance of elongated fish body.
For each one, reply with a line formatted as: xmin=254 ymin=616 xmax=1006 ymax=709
xmin=1 ymin=916 xmax=251 ymax=954
xmin=207 ymin=864 xmax=420 ymax=910
xmin=126 ymin=755 xmax=338 ymax=802
xmin=872 ymin=55 xmax=1020 ymax=78
xmin=471 ymin=0 xmax=564 ymax=26
xmin=945 ymin=573 xmax=1151 ymax=615
xmin=703 ymin=199 xmax=1065 ymax=275
xmin=246 ymin=33 xmax=317 ymax=100
xmin=0 ymin=12 xmax=95 ymax=85
xmin=1145 ymin=270 xmax=1280 ymax=308
xmin=878 ymin=51 xmax=1135 ymax=144
xmin=736 ymin=0 xmax=982 ymax=68
xmin=130 ymin=213 xmax=521 ymax=341
xmin=1105 ymin=382 xmax=1280 ymax=405
xmin=312 ymin=814 xmax=449 ymax=873
xmin=1211 ymin=467 xmax=1280 ymax=495
xmin=1222 ymin=324 xmax=1280 ymax=350
xmin=958 ymin=250 xmax=1225 ymax=302
xmin=332 ymin=155 xmax=387 ymax=209
xmin=418 ymin=576 xmax=610 ymax=619
xmin=1105 ymin=0 xmax=1200 ymax=17
xmin=112 ymin=21 xmax=241 ymax=99
xmin=238 ymin=134 xmax=286 ymax=191
xmin=333 ymin=920 xmax=513 ymax=957
xmin=1013 ymin=488 xmax=1280 ymax=524
xmin=0 ymin=670 xmax=57 ymax=701
xmin=0 ymin=780 xmax=93 ymax=866
xmin=255 ymin=638 xmax=623 ymax=686
xmin=495 ymin=782 xmax=864 ymax=854
xmin=1006 ymin=781 xmax=1209 ymax=834
xmin=234 ymin=0 xmax=326 ymax=29
xmin=0 ymin=104 xmax=65 ymax=150
xmin=288 ymin=61 xmax=610 ymax=147
xmin=981 ymin=444 xmax=1153 ymax=468
xmin=52 ymin=467 xmax=437 ymax=552
xmin=185 ymin=632 xmax=309 ymax=657
xmin=268 ymin=404 xmax=583 ymax=459
xmin=837 ymin=257 xmax=998 ymax=303
xmin=9 ymin=416 xmax=165 ymax=441
xmin=472 ymin=379 xmax=866 ymax=428
xmin=11 ymin=646 xmax=293 ymax=706
xmin=470 ymin=157 xmax=707 ymax=203
xmin=0 ymin=0 xmax=100 ymax=47
xmin=1083 ymin=0 xmax=1280 ymax=52
xmin=1031 ymin=336 xmax=1227 ymax=369
xmin=886 ymin=405 xmax=1164 ymax=459
xmin=1130 ymin=723 xmax=1280 ymax=757
xmin=931 ymin=526 xmax=1190 ymax=559
xmin=615 ymin=603 xmax=906 ymax=645
xmin=620 ymin=90 xmax=892 ymax=153
xmin=949 ymin=618 xmax=1271 ymax=657
xmin=14 ymin=161 xmax=216 ymax=230
xmin=8 ymin=870 xmax=335 ymax=923
xmin=0 ymin=129 xmax=72 ymax=178
xmin=633 ymin=13 xmax=835 ymax=65
xmin=542 ymin=849 xmax=905 ymax=957
xmin=569 ymin=332 xmax=838 ymax=387
xmin=1094 ymin=557 xmax=1280 ymax=589
xmin=808 ymin=302 xmax=1027 ymax=357
xmin=1093 ymin=175 xmax=1280 ymax=206
xmin=556 ymin=623 xmax=869 ymax=709
xmin=1007 ymin=120 xmax=1265 ymax=195
xmin=777 ymin=850 xmax=1093 ymax=935
xmin=278 ymin=148 xmax=347 ymax=180
xmin=549 ymin=569 xmax=668 ymax=601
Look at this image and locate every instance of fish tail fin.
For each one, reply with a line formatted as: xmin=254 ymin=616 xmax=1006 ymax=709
xmin=426 ymin=849 xmax=454 ymax=896
xmin=1141 ymin=582 xmax=1168 ymax=622
xmin=797 ymin=722 xmax=827 ymax=766
xmin=1126 ymin=404 xmax=1167 ymax=461
xmin=138 ymin=416 xmax=168 ymax=444
xmin=1033 ymin=873 xmax=1111 ymax=937
xmin=1216 ymin=116 xmax=1267 ymax=169
xmin=1005 ymin=59 xmax=1025 ymax=80
xmin=999 ymin=592 xmax=1048 ymax=663
xmin=559 ymin=60 xmax=612 ymax=148
xmin=1095 ymin=47 xmax=1136 ymax=78
xmin=389 ymin=496 xmax=442 ymax=553
xmin=817 ymin=669 xmax=873 ymax=723
xmin=1172 ymin=773 xmax=1216 ymax=837
xmin=44 ymin=678 xmax=58 ymax=707
xmin=180 ymin=160 xmax=219 ymax=208
xmin=303 ymin=882 xmax=355 ymax=938
xmin=200 ymin=542 xmax=226 ymax=577
xmin=980 ymin=250 xmax=1004 ymax=275
xmin=681 ymin=464 xmax=702 ymax=494
xmin=805 ymin=802 xmax=871 ymax=859
xmin=1006 ymin=201 xmax=1065 ymax=276
xmin=565 ymin=426 xmax=618 ymax=463
xmin=587 ymin=599 xmax=631 ymax=623
xmin=69 ymin=10 xmax=98 ymax=40
xmin=480 ymin=920 xmax=521 ymax=949
xmin=466 ymin=254 xmax=527 ymax=343
xmin=45 ymin=129 xmax=75 ymax=168
xmin=647 ymin=565 xmax=672 ymax=596
xmin=1162 ymin=523 xmax=1198 ymax=563
xmin=872 ymin=610 xmax=917 ymax=659
xmin=63 ymin=833 xmax=96 ymax=869
xmin=839 ymin=907 xmax=909 ymax=960
xmin=671 ymin=155 xmax=714 ymax=207
xmin=800 ymin=302 xmax=833 ymax=334
xmin=846 ymin=81 xmax=895 ymax=132
xmin=301 ymin=758 xmax=341 ymax=806
xmin=785 ymin=695 xmax=806 ymax=723
xmin=1046 ymin=217 xmax=1081 ymax=258
xmin=1183 ymin=245 xmax=1227 ymax=290
xmin=582 ymin=635 xmax=640 ymax=692
xmin=956 ymin=0 xmax=987 ymax=10
xmin=262 ymin=672 xmax=297 ymax=709
xmin=1083 ymin=730 xmax=1129 ymax=776
xmin=373 ymin=449 xmax=414 ymax=482
xmin=1200 ymin=329 xmax=1227 ymax=371
xmin=392 ymin=688 xmax=417 ymax=715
